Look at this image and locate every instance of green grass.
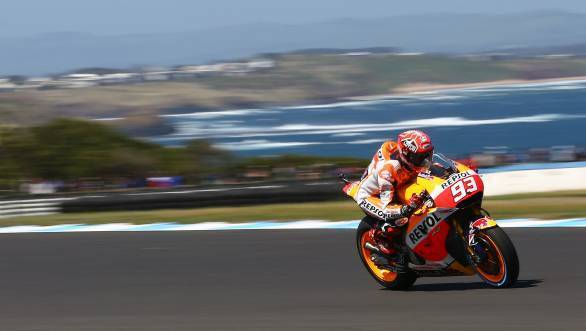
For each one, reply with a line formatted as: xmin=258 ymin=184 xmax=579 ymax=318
xmin=1 ymin=190 xmax=586 ymax=227
xmin=0 ymin=201 xmax=364 ymax=226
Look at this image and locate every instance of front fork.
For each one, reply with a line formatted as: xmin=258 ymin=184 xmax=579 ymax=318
xmin=456 ymin=216 xmax=499 ymax=265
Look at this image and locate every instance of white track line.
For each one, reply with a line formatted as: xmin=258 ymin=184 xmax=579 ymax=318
xmin=0 ymin=218 xmax=583 ymax=234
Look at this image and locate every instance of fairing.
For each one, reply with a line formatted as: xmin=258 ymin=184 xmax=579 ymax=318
xmin=395 ymin=157 xmax=485 ymax=275
xmin=344 ymin=153 xmax=494 ymax=276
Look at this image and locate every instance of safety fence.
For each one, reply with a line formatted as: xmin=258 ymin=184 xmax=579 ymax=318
xmin=1 ymin=182 xmax=345 ymax=218
xmin=2 ymin=163 xmax=586 ymax=219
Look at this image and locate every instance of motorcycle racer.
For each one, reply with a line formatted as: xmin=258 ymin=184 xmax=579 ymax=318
xmin=350 ymin=130 xmax=434 ymax=264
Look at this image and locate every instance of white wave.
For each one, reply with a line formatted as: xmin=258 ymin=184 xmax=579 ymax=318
xmin=277 ymin=99 xmax=388 ymax=111
xmin=400 ymin=102 xmax=426 ymax=107
xmin=498 ymin=80 xmax=586 ymax=88
xmin=215 ymin=138 xmax=385 ymax=151
xmin=215 ymin=139 xmax=326 ymax=151
xmin=465 ymin=86 xmax=578 ymax=93
xmin=171 ymin=122 xmax=263 ymax=136
xmin=94 ymin=117 xmax=124 ymax=121
xmin=219 ymin=120 xmax=244 ymax=124
xmin=156 ymin=112 xmax=586 ymax=151
xmin=264 ymin=113 xmax=580 ymax=135
xmin=399 ymin=79 xmax=586 ymax=99
xmin=166 ymin=113 xmax=586 ymax=140
xmin=161 ymin=108 xmax=272 ymax=119
xmin=346 ymin=139 xmax=385 ymax=144
xmin=152 ymin=79 xmax=586 ymax=123
xmin=455 ymin=80 xmax=586 ymax=93
xmin=162 ymin=99 xmax=397 ymax=120
xmin=407 ymin=94 xmax=466 ymax=101
xmin=548 ymin=85 xmax=586 ymax=90
xmin=331 ymin=132 xmax=365 ymax=137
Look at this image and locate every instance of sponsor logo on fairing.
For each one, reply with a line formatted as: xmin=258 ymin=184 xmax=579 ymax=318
xmin=440 ymin=171 xmax=474 ymax=190
xmin=472 ymin=218 xmax=489 ymax=228
xmin=408 ymin=212 xmax=442 ymax=246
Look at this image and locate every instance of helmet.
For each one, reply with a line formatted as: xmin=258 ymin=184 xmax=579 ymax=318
xmin=397 ymin=130 xmax=434 ymax=171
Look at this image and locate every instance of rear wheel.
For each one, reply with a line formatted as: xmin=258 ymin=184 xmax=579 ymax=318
xmin=472 ymin=226 xmax=519 ymax=288
xmin=356 ymin=218 xmax=417 ymax=290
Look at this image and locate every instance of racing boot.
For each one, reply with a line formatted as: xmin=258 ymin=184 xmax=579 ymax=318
xmin=368 ymin=227 xmax=397 ymax=255
xmin=366 ymin=227 xmax=408 ymax=273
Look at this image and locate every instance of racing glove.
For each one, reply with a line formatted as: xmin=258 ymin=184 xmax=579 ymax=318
xmin=402 ymin=193 xmax=426 ymax=216
xmin=382 ymin=193 xmax=426 ymax=229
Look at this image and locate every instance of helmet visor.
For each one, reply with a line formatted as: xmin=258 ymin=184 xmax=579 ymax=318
xmin=407 ymin=150 xmax=433 ymax=170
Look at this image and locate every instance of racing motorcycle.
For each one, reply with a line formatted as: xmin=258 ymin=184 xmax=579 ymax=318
xmin=341 ymin=153 xmax=519 ymax=290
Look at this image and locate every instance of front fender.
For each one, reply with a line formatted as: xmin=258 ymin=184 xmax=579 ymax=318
xmin=471 ymin=217 xmax=498 ymax=230
xmin=468 ymin=217 xmax=498 ymax=246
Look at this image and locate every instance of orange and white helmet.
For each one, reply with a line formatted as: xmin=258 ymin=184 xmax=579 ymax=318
xmin=397 ymin=130 xmax=434 ymax=171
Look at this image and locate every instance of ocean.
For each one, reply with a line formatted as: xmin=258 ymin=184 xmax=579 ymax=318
xmin=151 ymin=80 xmax=586 ymax=158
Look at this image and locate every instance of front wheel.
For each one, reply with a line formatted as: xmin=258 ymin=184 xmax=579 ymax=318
xmin=356 ymin=218 xmax=417 ymax=290
xmin=471 ymin=226 xmax=519 ymax=288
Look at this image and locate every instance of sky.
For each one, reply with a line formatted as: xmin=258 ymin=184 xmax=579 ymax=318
xmin=1 ymin=0 xmax=586 ymax=37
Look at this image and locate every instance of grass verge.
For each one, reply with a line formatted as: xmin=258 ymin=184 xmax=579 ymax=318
xmin=1 ymin=190 xmax=585 ymax=226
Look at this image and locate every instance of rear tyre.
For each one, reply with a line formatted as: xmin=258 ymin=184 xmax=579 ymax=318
xmin=356 ymin=218 xmax=417 ymax=290
xmin=472 ymin=226 xmax=519 ymax=288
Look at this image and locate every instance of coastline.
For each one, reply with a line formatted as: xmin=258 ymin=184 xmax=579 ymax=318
xmin=344 ymin=76 xmax=586 ymax=101
xmin=161 ymin=75 xmax=586 ymax=118
xmin=13 ymin=74 xmax=586 ymax=137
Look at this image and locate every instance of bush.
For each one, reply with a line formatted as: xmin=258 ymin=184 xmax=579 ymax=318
xmin=0 ymin=119 xmax=232 ymax=185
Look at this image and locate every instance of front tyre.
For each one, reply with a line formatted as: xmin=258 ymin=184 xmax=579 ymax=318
xmin=356 ymin=218 xmax=416 ymax=290
xmin=472 ymin=226 xmax=519 ymax=288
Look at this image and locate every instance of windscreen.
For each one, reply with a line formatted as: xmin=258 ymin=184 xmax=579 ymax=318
xmin=429 ymin=153 xmax=458 ymax=179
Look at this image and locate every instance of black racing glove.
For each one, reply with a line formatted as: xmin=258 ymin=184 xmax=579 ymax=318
xmin=383 ymin=209 xmax=410 ymax=229
xmin=401 ymin=193 xmax=427 ymax=217
xmin=400 ymin=204 xmax=416 ymax=218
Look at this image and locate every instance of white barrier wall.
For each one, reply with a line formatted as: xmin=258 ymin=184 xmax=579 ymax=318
xmin=0 ymin=197 xmax=75 ymax=219
xmin=482 ymin=167 xmax=586 ymax=196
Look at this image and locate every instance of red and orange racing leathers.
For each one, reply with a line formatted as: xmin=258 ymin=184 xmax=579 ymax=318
xmin=354 ymin=141 xmax=419 ymax=223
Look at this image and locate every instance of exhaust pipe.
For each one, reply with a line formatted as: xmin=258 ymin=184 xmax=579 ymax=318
xmin=365 ymin=242 xmax=392 ymax=266
xmin=364 ymin=242 xmax=381 ymax=254
xmin=365 ymin=242 xmax=409 ymax=273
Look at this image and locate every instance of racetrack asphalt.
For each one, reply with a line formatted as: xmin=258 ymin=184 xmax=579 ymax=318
xmin=0 ymin=228 xmax=583 ymax=330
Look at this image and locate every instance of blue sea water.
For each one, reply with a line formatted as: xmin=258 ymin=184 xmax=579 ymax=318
xmin=151 ymin=80 xmax=586 ymax=158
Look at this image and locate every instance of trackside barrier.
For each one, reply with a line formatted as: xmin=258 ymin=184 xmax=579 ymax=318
xmin=60 ymin=183 xmax=342 ymax=213
xmin=0 ymin=197 xmax=76 ymax=219
xmin=482 ymin=166 xmax=586 ymax=196
xmin=0 ymin=164 xmax=585 ymax=218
